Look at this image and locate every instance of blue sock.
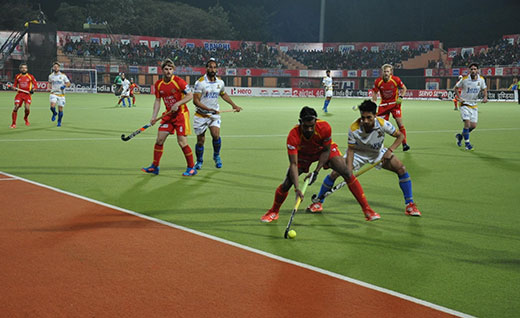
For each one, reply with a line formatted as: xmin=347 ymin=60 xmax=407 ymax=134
xmin=127 ymin=97 xmax=132 ymax=107
xmin=58 ymin=111 xmax=63 ymax=124
xmin=122 ymin=98 xmax=126 ymax=106
xmin=462 ymin=128 xmax=470 ymax=144
xmin=195 ymin=144 xmax=204 ymax=162
xmin=324 ymin=99 xmax=330 ymax=109
xmin=212 ymin=137 xmax=221 ymax=157
xmin=398 ymin=172 xmax=413 ymax=204
xmin=50 ymin=107 xmax=57 ymax=116
xmin=317 ymin=175 xmax=335 ymax=203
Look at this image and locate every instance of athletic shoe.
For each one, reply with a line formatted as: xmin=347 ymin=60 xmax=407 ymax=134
xmin=322 ymin=106 xmax=328 ymax=113
xmin=307 ymin=202 xmax=323 ymax=213
xmin=363 ymin=207 xmax=381 ymax=221
xmin=455 ymin=133 xmax=463 ymax=147
xmin=182 ymin=167 xmax=197 ymax=176
xmin=214 ymin=155 xmax=222 ymax=169
xmin=194 ymin=161 xmax=203 ymax=170
xmin=465 ymin=143 xmax=474 ymax=151
xmin=51 ymin=113 xmax=56 ymax=122
xmin=453 ymin=107 xmax=458 ymax=111
xmin=141 ymin=164 xmax=159 ymax=175
xmin=261 ymin=210 xmax=279 ymax=223
xmin=402 ymin=143 xmax=410 ymax=152
xmin=24 ymin=119 xmax=30 ymax=126
xmin=9 ymin=124 xmax=16 ymax=129
xmin=405 ymin=202 xmax=422 ymax=216
xmin=57 ymin=122 xmax=62 ymax=127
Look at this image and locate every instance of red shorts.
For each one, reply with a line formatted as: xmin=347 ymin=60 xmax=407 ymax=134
xmin=158 ymin=110 xmax=191 ymax=136
xmin=14 ymin=93 xmax=32 ymax=106
xmin=377 ymin=103 xmax=402 ymax=120
xmin=297 ymin=143 xmax=341 ymax=173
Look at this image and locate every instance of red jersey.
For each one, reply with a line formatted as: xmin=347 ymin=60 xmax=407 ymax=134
xmin=373 ymin=75 xmax=404 ymax=104
xmin=129 ymin=83 xmax=138 ymax=95
xmin=14 ymin=73 xmax=37 ymax=95
xmin=287 ymin=120 xmax=333 ymax=157
xmin=154 ymin=76 xmax=189 ymax=117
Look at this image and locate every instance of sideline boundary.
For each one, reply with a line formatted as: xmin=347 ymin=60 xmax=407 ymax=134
xmin=1 ymin=170 xmax=475 ymax=318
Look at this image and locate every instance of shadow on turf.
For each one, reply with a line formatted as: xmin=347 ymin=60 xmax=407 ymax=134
xmin=465 ymin=150 xmax=520 ymax=171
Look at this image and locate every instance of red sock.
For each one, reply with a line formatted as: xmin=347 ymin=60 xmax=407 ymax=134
xmin=182 ymin=145 xmax=194 ymax=168
xmin=118 ymin=98 xmax=122 ymax=105
xmin=271 ymin=185 xmax=289 ymax=213
xmin=132 ymin=96 xmax=136 ymax=104
xmin=453 ymin=100 xmax=458 ymax=108
xmin=399 ymin=126 xmax=407 ymax=144
xmin=153 ymin=144 xmax=164 ymax=166
xmin=24 ymin=109 xmax=30 ymax=120
xmin=12 ymin=111 xmax=17 ymax=124
xmin=347 ymin=176 xmax=369 ymax=210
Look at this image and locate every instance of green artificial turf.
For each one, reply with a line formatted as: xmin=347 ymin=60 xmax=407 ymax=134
xmin=1 ymin=92 xmax=520 ymax=317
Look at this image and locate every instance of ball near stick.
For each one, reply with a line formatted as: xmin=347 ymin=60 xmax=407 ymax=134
xmin=288 ymin=230 xmax=297 ymax=239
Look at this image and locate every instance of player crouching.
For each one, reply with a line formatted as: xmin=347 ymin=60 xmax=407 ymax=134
xmin=309 ymin=100 xmax=421 ymax=217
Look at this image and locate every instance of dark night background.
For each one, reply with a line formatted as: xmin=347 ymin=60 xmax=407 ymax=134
xmin=1 ymin=0 xmax=519 ymax=47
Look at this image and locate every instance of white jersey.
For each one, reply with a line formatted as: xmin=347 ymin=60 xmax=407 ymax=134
xmin=322 ymin=76 xmax=333 ymax=92
xmin=348 ymin=117 xmax=397 ymax=157
xmin=193 ymin=74 xmax=225 ymax=115
xmin=455 ymin=75 xmax=487 ymax=108
xmin=121 ymin=79 xmax=130 ymax=96
xmin=48 ymin=72 xmax=70 ymax=96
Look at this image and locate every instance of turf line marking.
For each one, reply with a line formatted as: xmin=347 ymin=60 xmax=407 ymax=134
xmin=0 ymin=177 xmax=17 ymax=181
xmin=1 ymin=127 xmax=519 ymax=143
xmin=0 ymin=171 xmax=475 ymax=318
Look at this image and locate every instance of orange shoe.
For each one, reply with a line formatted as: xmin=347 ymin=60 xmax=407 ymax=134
xmin=363 ymin=207 xmax=381 ymax=221
xmin=9 ymin=124 xmax=16 ymax=129
xmin=261 ymin=210 xmax=279 ymax=223
xmin=307 ymin=202 xmax=323 ymax=213
xmin=405 ymin=202 xmax=422 ymax=216
xmin=24 ymin=119 xmax=30 ymax=126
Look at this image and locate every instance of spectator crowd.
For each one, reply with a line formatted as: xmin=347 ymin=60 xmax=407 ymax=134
xmin=62 ymin=39 xmax=281 ymax=68
xmin=451 ymin=39 xmax=520 ymax=67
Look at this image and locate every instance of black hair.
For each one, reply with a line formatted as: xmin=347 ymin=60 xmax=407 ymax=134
xmin=357 ymin=99 xmax=377 ymax=114
xmin=206 ymin=58 xmax=217 ymax=67
xmin=469 ymin=62 xmax=479 ymax=69
xmin=299 ymin=106 xmax=318 ymax=122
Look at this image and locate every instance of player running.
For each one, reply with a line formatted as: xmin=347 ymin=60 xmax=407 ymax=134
xmin=48 ymin=62 xmax=71 ymax=127
xmin=453 ymin=75 xmax=463 ymax=110
xmin=261 ymin=106 xmax=380 ymax=223
xmin=10 ymin=63 xmax=36 ymax=128
xmin=141 ymin=59 xmax=197 ymax=177
xmin=193 ymin=59 xmax=242 ymax=170
xmin=308 ymin=100 xmax=421 ymax=217
xmin=129 ymin=78 xmax=139 ymax=106
xmin=118 ymin=75 xmax=132 ymax=107
xmin=454 ymin=63 xmax=488 ymax=151
xmin=322 ymin=70 xmax=333 ymax=112
xmin=372 ymin=64 xmax=410 ymax=151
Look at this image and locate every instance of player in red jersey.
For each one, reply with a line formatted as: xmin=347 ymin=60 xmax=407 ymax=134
xmin=453 ymin=75 xmax=463 ymax=110
xmin=372 ymin=64 xmax=410 ymax=151
xmin=10 ymin=63 xmax=36 ymax=128
xmin=129 ymin=78 xmax=139 ymax=106
xmin=141 ymin=59 xmax=197 ymax=177
xmin=261 ymin=106 xmax=380 ymax=223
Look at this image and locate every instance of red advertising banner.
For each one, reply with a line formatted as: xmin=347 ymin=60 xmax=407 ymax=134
xmin=291 ymin=88 xmax=325 ymax=98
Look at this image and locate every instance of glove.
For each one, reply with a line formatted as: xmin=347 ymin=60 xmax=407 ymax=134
xmin=60 ymin=85 xmax=66 ymax=90
xmin=30 ymin=89 xmax=34 ymax=94
xmin=307 ymin=170 xmax=319 ymax=186
xmin=396 ymin=96 xmax=403 ymax=104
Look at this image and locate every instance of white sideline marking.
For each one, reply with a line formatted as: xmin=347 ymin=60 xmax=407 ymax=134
xmin=1 ymin=127 xmax=519 ymax=143
xmin=0 ymin=171 xmax=475 ymax=318
xmin=0 ymin=177 xmax=17 ymax=181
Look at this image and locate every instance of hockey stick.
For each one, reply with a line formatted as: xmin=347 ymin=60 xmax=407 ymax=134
xmin=284 ymin=178 xmax=310 ymax=239
xmin=311 ymin=159 xmax=382 ymax=203
xmin=6 ymin=83 xmax=31 ymax=94
xmin=121 ymin=112 xmax=170 ymax=141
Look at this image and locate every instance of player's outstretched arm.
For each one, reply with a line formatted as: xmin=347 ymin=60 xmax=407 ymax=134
xmin=221 ymin=93 xmax=242 ymax=112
